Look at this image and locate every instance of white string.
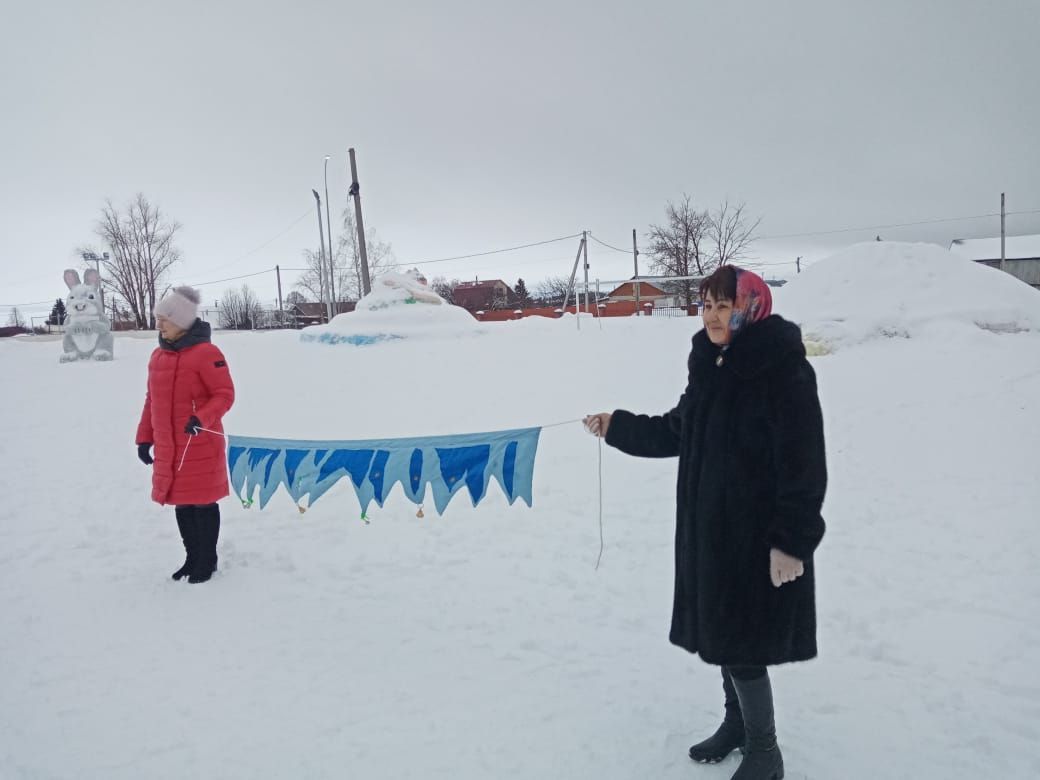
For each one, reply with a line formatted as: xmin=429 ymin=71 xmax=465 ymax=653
xmin=177 ymin=435 xmax=192 ymax=471
xmin=177 ymin=426 xmax=226 ymax=471
xmin=541 ymin=418 xmax=586 ymax=429
xmin=595 ymin=436 xmax=604 ymax=570
xmin=195 ymin=426 xmax=227 ymax=438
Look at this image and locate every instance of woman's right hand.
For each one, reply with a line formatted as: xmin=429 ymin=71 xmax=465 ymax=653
xmin=583 ymin=413 xmax=612 ymax=438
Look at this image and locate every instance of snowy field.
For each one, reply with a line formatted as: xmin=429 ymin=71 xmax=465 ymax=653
xmin=2 ymin=244 xmax=1039 ymax=779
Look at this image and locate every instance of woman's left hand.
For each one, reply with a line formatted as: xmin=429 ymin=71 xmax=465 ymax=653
xmin=769 ymin=548 xmax=804 ymax=588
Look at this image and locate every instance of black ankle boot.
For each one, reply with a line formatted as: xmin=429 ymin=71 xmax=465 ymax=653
xmin=172 ymin=507 xmax=196 ymax=581
xmin=690 ymin=667 xmax=745 ymax=763
xmin=188 ymin=504 xmax=220 ymax=584
xmin=730 ymin=673 xmax=784 ymax=780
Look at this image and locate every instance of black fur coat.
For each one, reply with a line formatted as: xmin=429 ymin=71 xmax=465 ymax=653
xmin=606 ymin=315 xmax=827 ymax=665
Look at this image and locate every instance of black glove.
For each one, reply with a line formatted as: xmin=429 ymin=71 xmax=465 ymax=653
xmin=184 ymin=416 xmax=202 ymax=436
xmin=137 ymin=443 xmax=154 ymax=465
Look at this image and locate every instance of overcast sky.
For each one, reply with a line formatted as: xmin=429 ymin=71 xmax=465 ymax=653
xmin=3 ymin=0 xmax=1038 ymax=316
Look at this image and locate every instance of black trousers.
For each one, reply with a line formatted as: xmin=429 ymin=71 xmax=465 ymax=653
xmin=174 ymin=503 xmax=220 ymax=562
xmin=175 ymin=503 xmax=220 ymax=521
xmin=725 ymin=665 xmax=767 ymax=681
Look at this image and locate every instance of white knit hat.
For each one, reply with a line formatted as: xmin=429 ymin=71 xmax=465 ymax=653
xmin=154 ymin=286 xmax=201 ymax=330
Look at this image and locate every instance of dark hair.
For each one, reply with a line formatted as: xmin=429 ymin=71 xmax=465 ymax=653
xmin=698 ymin=265 xmax=737 ymax=302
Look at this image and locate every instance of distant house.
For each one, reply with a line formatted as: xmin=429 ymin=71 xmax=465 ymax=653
xmin=604 ymin=280 xmax=680 ymax=308
xmin=452 ymin=279 xmax=514 ymax=311
xmin=949 ymin=235 xmax=1040 ymax=289
xmin=289 ymin=301 xmax=357 ymax=327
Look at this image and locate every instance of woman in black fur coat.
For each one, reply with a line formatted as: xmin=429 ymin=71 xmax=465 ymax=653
xmin=584 ymin=265 xmax=827 ymax=780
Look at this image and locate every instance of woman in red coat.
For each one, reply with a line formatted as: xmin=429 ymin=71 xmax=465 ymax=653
xmin=136 ymin=287 xmax=235 ymax=584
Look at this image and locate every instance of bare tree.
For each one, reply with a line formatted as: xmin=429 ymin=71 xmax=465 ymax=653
xmin=294 ymin=248 xmax=327 ymax=304
xmin=85 ymin=193 xmax=182 ymax=329
xmin=7 ymin=307 xmax=26 ymax=328
xmin=284 ymin=290 xmax=308 ymax=306
xmin=430 ymin=276 xmax=459 ymax=304
xmin=218 ymin=284 xmax=264 ymax=329
xmin=708 ymin=200 xmax=761 ymax=267
xmin=293 ymin=209 xmax=395 ymax=305
xmin=335 ymin=209 xmax=395 ymax=300
xmin=646 ymin=194 xmax=711 ymax=307
xmin=533 ymin=276 xmax=574 ymax=306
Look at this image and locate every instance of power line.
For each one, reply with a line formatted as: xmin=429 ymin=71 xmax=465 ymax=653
xmin=741 ymin=258 xmax=805 ymax=267
xmin=759 ymin=208 xmax=1040 ymax=241
xmin=187 ymin=268 xmax=275 ymax=288
xmin=281 ymin=252 xmax=583 ymax=277
xmin=4 ymin=207 xmax=314 ymax=309
xmin=8 ymin=209 xmax=1040 ymax=309
xmin=588 ymin=233 xmax=631 ymax=254
xmin=400 ymin=233 xmax=582 ymax=266
xmin=204 ymin=208 xmax=313 ymax=274
xmin=1 ymin=298 xmax=55 ymax=308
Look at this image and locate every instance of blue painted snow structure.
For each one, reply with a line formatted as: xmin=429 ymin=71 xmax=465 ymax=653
xmin=298 ymin=331 xmax=402 ymax=346
xmin=297 ymin=271 xmax=481 ymax=347
xmin=227 ymin=427 xmax=541 ymax=515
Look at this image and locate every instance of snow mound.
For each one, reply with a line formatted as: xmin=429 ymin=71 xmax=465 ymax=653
xmin=300 ymin=272 xmax=484 ymax=346
xmin=777 ymin=242 xmax=1040 ymax=351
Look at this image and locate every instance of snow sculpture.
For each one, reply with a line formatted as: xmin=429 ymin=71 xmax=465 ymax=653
xmin=300 ymin=271 xmax=481 ymax=346
xmin=60 ymin=268 xmax=114 ymax=362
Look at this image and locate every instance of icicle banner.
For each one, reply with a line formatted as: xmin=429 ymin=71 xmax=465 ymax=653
xmin=227 ymin=427 xmax=541 ymax=514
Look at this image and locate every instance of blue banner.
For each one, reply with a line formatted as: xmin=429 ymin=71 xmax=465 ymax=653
xmin=227 ymin=427 xmax=541 ymax=515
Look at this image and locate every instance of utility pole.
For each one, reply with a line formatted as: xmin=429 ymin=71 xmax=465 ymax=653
xmin=632 ymin=229 xmax=641 ymax=315
xmin=796 ymin=256 xmax=802 ymax=274
xmin=582 ymin=229 xmax=590 ymax=313
xmin=562 ymin=234 xmax=586 ymax=330
xmin=1000 ymin=192 xmax=1006 ymax=274
xmin=324 ymin=156 xmax=336 ymax=310
xmin=312 ymin=189 xmax=333 ymax=323
xmin=348 ymin=148 xmax=372 ymax=296
xmin=276 ymin=264 xmax=284 ymax=327
xmin=595 ymin=279 xmax=603 ymax=330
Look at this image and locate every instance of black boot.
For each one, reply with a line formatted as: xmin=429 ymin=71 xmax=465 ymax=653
xmin=172 ymin=506 xmax=196 ymax=581
xmin=689 ymin=667 xmax=746 ymax=763
xmin=188 ymin=504 xmax=220 ymax=584
xmin=730 ymin=672 xmax=784 ymax=780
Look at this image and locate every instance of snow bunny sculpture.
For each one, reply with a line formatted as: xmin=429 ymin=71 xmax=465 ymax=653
xmin=60 ymin=268 xmax=114 ymax=362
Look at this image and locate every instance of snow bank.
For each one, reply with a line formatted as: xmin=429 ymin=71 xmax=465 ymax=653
xmin=300 ymin=272 xmax=484 ymax=346
xmin=776 ymin=241 xmax=1040 ymax=351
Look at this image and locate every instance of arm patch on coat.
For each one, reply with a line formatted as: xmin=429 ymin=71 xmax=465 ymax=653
xmin=214 ymin=360 xmax=227 ymax=368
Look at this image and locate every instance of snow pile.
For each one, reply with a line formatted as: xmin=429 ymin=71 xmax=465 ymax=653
xmin=300 ymin=272 xmax=484 ymax=346
xmin=776 ymin=241 xmax=1040 ymax=351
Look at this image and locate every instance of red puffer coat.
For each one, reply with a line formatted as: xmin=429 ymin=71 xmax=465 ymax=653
xmin=136 ymin=320 xmax=235 ymax=506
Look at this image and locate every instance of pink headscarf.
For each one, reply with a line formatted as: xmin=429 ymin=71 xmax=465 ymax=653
xmin=728 ymin=267 xmax=773 ymax=337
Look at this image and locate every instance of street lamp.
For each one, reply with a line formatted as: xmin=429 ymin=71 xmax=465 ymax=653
xmin=80 ymin=251 xmax=108 ymax=312
xmin=324 ymin=155 xmax=336 ymax=310
xmin=311 ymin=189 xmax=333 ymax=323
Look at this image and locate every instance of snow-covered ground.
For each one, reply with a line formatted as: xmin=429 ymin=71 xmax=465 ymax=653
xmin=2 ymin=243 xmax=1039 ymax=779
